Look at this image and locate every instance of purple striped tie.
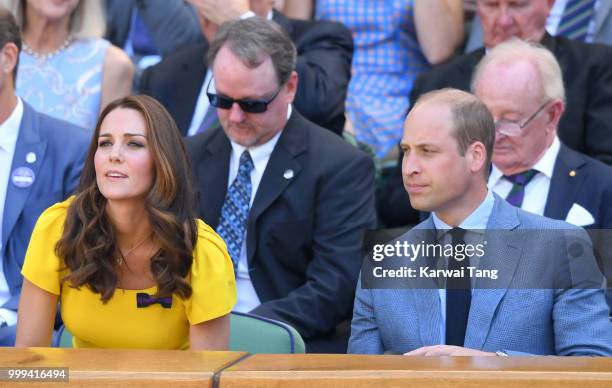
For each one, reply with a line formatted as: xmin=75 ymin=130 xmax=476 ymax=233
xmin=504 ymin=169 xmax=539 ymax=208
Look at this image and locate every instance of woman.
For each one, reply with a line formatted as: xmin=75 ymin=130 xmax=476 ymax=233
xmin=2 ymin=0 xmax=133 ymax=130
xmin=15 ymin=95 xmax=236 ymax=350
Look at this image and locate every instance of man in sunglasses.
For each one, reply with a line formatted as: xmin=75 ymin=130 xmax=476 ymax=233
xmin=184 ymin=17 xmax=376 ymax=353
xmin=140 ymin=0 xmax=352 ymax=136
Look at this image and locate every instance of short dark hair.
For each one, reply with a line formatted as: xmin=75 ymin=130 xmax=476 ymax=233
xmin=207 ymin=17 xmax=297 ymax=87
xmin=0 ymin=5 xmax=21 ymax=81
xmin=416 ymin=88 xmax=495 ymax=178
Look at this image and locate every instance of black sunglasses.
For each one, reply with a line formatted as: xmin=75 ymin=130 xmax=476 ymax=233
xmin=206 ymin=76 xmax=281 ymax=114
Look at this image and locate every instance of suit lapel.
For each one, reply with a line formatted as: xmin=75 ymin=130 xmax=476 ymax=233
xmin=196 ymin=130 xmax=230 ymax=228
xmin=465 ymin=195 xmax=522 ymax=350
xmin=409 ymin=219 xmax=442 ymax=345
xmin=544 ymin=144 xmax=586 ymax=220
xmin=245 ymin=112 xmax=306 ymax=263
xmin=2 ymin=104 xmax=47 ymax=248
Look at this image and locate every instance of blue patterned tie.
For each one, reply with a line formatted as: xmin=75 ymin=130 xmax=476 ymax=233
xmin=557 ymin=0 xmax=597 ymax=42
xmin=217 ymin=151 xmax=254 ymax=270
xmin=504 ymin=169 xmax=539 ymax=208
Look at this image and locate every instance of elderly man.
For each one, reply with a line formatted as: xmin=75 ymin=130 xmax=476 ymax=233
xmin=472 ymin=39 xmax=612 ymax=229
xmin=379 ymin=0 xmax=612 ymax=228
xmin=140 ymin=0 xmax=352 ymax=136
xmin=0 ymin=7 xmax=88 ymax=345
xmin=184 ymin=17 xmax=376 ymax=353
xmin=348 ymin=88 xmax=612 ymax=356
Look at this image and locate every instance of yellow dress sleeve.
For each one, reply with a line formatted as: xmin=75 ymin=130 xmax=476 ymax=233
xmin=21 ymin=198 xmax=72 ymax=295
xmin=184 ymin=219 xmax=237 ymax=324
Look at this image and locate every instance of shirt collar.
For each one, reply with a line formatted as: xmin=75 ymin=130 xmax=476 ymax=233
xmin=432 ymin=190 xmax=495 ymax=233
xmin=0 ymin=97 xmax=24 ymax=152
xmin=489 ymin=136 xmax=560 ymax=186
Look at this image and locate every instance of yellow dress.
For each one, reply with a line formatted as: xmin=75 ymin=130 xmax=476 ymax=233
xmin=21 ymin=198 xmax=236 ymax=349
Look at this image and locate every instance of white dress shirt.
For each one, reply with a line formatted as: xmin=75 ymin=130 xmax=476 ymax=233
xmin=230 ymin=105 xmax=292 ymax=313
xmin=488 ymin=137 xmax=560 ymax=216
xmin=0 ymin=97 xmax=24 ymax=326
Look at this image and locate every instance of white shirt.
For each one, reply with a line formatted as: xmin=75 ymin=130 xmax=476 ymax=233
xmin=0 ymin=97 xmax=24 ymax=326
xmin=230 ymin=105 xmax=292 ymax=313
xmin=488 ymin=136 xmax=561 ymax=216
xmin=186 ymin=10 xmax=274 ymax=136
xmin=547 ymin=0 xmax=601 ymax=43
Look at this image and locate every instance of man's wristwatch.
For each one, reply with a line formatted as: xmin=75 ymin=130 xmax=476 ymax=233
xmin=495 ymin=350 xmax=508 ymax=357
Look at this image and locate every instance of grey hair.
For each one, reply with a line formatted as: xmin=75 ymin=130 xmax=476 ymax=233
xmin=1 ymin=0 xmax=105 ymax=39
xmin=471 ymin=38 xmax=566 ymax=103
xmin=207 ymin=17 xmax=297 ymax=86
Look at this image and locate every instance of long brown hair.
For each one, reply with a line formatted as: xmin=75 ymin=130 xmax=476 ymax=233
xmin=56 ymin=95 xmax=197 ymax=302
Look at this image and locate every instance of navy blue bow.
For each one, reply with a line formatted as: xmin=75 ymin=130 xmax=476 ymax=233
xmin=136 ymin=292 xmax=172 ymax=309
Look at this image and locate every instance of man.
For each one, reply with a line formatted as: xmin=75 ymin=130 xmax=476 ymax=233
xmin=379 ymin=0 xmax=612 ymax=227
xmin=349 ymin=89 xmax=612 ymax=356
xmin=0 ymin=7 xmax=88 ymax=345
xmin=140 ymin=0 xmax=352 ymax=136
xmin=465 ymin=0 xmax=612 ymax=52
xmin=473 ymin=39 xmax=612 ymax=229
xmin=185 ymin=17 xmax=376 ymax=353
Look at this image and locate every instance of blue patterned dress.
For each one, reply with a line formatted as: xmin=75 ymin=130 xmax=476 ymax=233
xmin=316 ymin=0 xmax=430 ymax=158
xmin=17 ymin=38 xmax=110 ymax=130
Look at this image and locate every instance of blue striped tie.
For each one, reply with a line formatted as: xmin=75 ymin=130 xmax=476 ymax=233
xmin=557 ymin=0 xmax=597 ymax=41
xmin=217 ymin=151 xmax=254 ymax=271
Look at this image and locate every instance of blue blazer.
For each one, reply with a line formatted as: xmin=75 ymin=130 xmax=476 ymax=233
xmin=1 ymin=102 xmax=89 ymax=311
xmin=545 ymin=144 xmax=612 ymax=229
xmin=349 ymin=194 xmax=612 ymax=355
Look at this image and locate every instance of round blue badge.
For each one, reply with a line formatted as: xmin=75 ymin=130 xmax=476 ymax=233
xmin=11 ymin=167 xmax=35 ymax=188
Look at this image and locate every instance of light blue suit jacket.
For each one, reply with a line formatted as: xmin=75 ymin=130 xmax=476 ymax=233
xmin=1 ymin=102 xmax=89 ymax=311
xmin=349 ymin=194 xmax=612 ymax=356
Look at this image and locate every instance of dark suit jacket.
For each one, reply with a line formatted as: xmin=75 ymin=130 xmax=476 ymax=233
xmin=140 ymin=11 xmax=353 ymax=135
xmin=1 ymin=102 xmax=88 ymax=311
xmin=544 ymin=144 xmax=612 ymax=228
xmin=105 ymin=0 xmax=203 ymax=56
xmin=379 ymin=33 xmax=612 ymax=226
xmin=185 ymin=111 xmax=376 ymax=353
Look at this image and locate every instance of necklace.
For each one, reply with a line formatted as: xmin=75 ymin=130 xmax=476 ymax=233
xmin=22 ymin=35 xmax=73 ymax=62
xmin=116 ymin=232 xmax=153 ymax=266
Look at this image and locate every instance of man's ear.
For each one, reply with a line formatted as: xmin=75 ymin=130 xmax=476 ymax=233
xmin=283 ymin=70 xmax=298 ymax=103
xmin=468 ymin=141 xmax=487 ymax=174
xmin=544 ymin=99 xmax=564 ymax=135
xmin=0 ymin=42 xmax=18 ymax=77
